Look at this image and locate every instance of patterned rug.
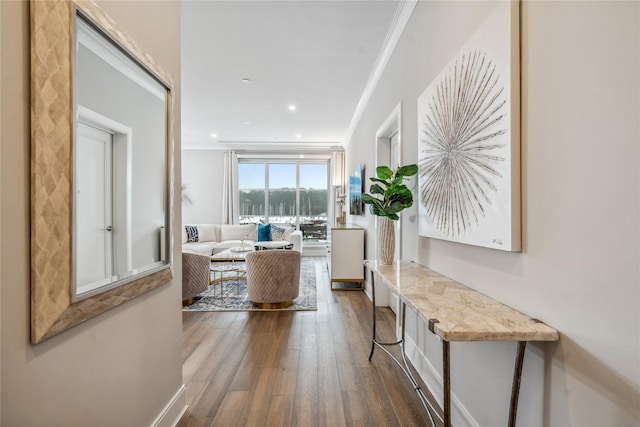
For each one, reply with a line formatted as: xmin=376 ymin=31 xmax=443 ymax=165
xmin=183 ymin=257 xmax=317 ymax=312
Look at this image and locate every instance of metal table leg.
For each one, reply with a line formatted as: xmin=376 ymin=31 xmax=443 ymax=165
xmin=443 ymin=340 xmax=451 ymax=427
xmin=367 ymin=268 xmax=441 ymax=427
xmin=369 ymin=269 xmax=377 ymax=361
xmin=508 ymin=341 xmax=527 ymax=427
xmin=369 ymin=269 xmax=402 ymax=358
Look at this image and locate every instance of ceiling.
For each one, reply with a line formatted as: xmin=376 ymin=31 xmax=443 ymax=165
xmin=181 ymin=0 xmax=402 ymax=150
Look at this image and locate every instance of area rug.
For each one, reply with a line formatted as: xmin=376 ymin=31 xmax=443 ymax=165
xmin=183 ymin=257 xmax=317 ymax=312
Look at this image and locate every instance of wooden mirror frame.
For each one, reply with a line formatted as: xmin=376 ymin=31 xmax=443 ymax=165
xmin=30 ymin=0 xmax=174 ymax=344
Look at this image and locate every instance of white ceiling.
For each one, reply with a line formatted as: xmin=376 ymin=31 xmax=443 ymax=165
xmin=181 ymin=0 xmax=402 ymax=150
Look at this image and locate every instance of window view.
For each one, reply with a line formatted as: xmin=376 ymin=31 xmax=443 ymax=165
xmin=238 ymin=163 xmax=266 ymax=223
xmin=238 ymin=160 xmax=328 ymax=242
xmin=299 ymin=163 xmax=328 ymax=242
xmin=268 ymin=163 xmax=297 ymax=225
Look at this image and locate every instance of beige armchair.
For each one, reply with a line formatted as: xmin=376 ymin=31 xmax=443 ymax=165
xmin=245 ymin=250 xmax=301 ymax=309
xmin=182 ymin=251 xmax=210 ymax=305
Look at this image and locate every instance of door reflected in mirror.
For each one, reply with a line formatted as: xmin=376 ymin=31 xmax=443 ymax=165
xmin=73 ymin=13 xmax=169 ymax=301
xmin=30 ymin=0 xmax=174 ymax=343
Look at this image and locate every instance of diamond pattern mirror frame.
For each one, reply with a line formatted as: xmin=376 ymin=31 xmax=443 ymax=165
xmin=30 ymin=0 xmax=174 ymax=344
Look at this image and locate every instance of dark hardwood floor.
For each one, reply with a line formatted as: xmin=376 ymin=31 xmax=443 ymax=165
xmin=178 ymin=257 xmax=441 ymax=427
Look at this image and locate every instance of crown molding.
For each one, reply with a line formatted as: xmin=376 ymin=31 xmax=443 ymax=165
xmin=182 ymin=141 xmax=344 ymax=152
xmin=344 ymin=0 xmax=418 ymax=144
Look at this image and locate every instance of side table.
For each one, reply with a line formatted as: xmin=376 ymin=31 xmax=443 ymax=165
xmin=209 ymin=264 xmax=241 ymax=299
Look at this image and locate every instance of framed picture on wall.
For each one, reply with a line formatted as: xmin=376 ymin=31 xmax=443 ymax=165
xmin=349 ymin=164 xmax=363 ymax=215
xmin=417 ymin=1 xmax=521 ymax=251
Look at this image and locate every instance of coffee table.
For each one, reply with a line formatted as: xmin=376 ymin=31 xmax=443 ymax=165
xmin=211 ymin=248 xmax=250 ymax=261
xmin=253 ymin=241 xmax=294 ymax=251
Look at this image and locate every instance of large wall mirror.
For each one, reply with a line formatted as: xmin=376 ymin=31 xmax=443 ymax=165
xmin=30 ymin=0 xmax=174 ymax=344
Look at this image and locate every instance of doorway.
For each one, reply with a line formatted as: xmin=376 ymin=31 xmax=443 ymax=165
xmin=74 ymin=108 xmax=132 ymax=299
xmin=75 ymin=122 xmax=114 ymax=293
xmin=376 ymin=103 xmax=402 ymax=314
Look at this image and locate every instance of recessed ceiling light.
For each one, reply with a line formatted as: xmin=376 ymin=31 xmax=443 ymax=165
xmin=296 ymin=134 xmax=302 ymax=138
xmin=300 ymin=155 xmax=305 ymax=159
xmin=243 ymin=121 xmax=250 ymax=125
xmin=288 ymin=105 xmax=296 ymax=111
xmin=242 ymin=78 xmax=251 ymax=83
xmin=210 ymin=133 xmax=217 ymax=138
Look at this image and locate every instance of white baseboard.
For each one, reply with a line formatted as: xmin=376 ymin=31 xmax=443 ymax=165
xmin=403 ymin=335 xmax=479 ymax=427
xmin=150 ymin=384 xmax=188 ymax=427
xmin=364 ymin=278 xmax=372 ymax=301
xmin=363 ymin=276 xmax=392 ymax=307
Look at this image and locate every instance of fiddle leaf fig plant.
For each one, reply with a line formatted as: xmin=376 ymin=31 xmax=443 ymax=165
xmin=361 ymin=164 xmax=418 ymax=220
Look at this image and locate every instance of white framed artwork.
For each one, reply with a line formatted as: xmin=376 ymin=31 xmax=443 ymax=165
xmin=417 ymin=1 xmax=521 ymax=251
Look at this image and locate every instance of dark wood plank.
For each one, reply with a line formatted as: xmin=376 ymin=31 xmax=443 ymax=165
xmin=292 ymin=315 xmax=319 ymax=426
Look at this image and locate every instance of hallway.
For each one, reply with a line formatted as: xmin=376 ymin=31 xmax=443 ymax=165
xmin=178 ymin=257 xmax=439 ymax=426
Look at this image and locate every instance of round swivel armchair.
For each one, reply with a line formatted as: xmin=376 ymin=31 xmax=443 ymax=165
xmin=182 ymin=251 xmax=210 ymax=305
xmin=245 ymin=249 xmax=301 ymax=309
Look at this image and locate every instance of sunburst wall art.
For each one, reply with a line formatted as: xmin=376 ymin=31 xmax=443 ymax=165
xmin=417 ymin=1 xmax=521 ymax=251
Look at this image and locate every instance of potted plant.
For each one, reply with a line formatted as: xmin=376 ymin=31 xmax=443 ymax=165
xmin=362 ymin=164 xmax=418 ymax=264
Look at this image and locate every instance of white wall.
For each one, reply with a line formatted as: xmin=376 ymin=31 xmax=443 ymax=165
xmin=347 ymin=1 xmax=639 ymax=425
xmin=182 ymin=149 xmax=225 ymax=224
xmin=1 ymin=1 xmax=185 ymax=425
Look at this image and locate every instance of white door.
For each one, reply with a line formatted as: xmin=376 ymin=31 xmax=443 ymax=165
xmin=75 ymin=122 xmax=114 ymax=294
xmin=388 ymin=131 xmax=401 ymax=315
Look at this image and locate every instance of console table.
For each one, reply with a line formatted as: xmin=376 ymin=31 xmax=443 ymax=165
xmin=364 ymin=260 xmax=558 ymax=427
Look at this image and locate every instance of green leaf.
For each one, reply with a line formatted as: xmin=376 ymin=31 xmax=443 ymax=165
xmin=369 ymin=177 xmax=388 ymax=186
xmin=388 ymin=199 xmax=412 ymax=212
xmin=394 ymin=185 xmax=412 ymax=198
xmin=369 ymin=184 xmax=384 ymax=195
xmin=390 ymin=174 xmax=402 ymax=187
xmin=361 ymin=194 xmax=382 ymax=206
xmin=370 ymin=204 xmax=383 ymax=216
xmin=398 ymin=164 xmax=418 ymax=177
xmin=386 ymin=185 xmax=411 ymax=203
xmin=376 ymin=166 xmax=393 ymax=180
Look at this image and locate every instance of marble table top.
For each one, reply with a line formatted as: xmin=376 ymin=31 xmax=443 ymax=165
xmin=364 ymin=260 xmax=558 ymax=342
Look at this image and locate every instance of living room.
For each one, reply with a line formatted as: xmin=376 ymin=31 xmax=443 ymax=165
xmin=1 ymin=1 xmax=638 ymax=426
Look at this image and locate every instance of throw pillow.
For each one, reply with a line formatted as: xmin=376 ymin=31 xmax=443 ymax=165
xmin=271 ymin=224 xmax=286 ymax=241
xmin=197 ymin=224 xmax=217 ymax=242
xmin=220 ymin=223 xmax=257 ymax=241
xmin=185 ymin=225 xmax=199 ymax=243
xmin=282 ymin=226 xmax=295 ymax=240
xmin=257 ymin=223 xmax=272 ymax=242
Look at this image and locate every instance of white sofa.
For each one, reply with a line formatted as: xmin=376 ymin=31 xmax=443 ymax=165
xmin=182 ymin=223 xmax=302 ymax=255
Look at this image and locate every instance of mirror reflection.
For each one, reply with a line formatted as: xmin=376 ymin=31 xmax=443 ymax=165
xmin=73 ymin=14 xmax=169 ymax=300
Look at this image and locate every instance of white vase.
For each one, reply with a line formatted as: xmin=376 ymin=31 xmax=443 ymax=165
xmin=378 ymin=217 xmax=395 ymax=265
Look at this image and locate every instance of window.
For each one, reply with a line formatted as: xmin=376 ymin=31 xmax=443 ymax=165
xmin=238 ymin=163 xmax=266 ymax=223
xmin=238 ymin=160 xmax=328 ymax=242
xmin=299 ymin=163 xmax=329 ymax=242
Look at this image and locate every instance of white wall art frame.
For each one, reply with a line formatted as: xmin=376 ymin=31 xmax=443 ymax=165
xmin=417 ymin=1 xmax=521 ymax=251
